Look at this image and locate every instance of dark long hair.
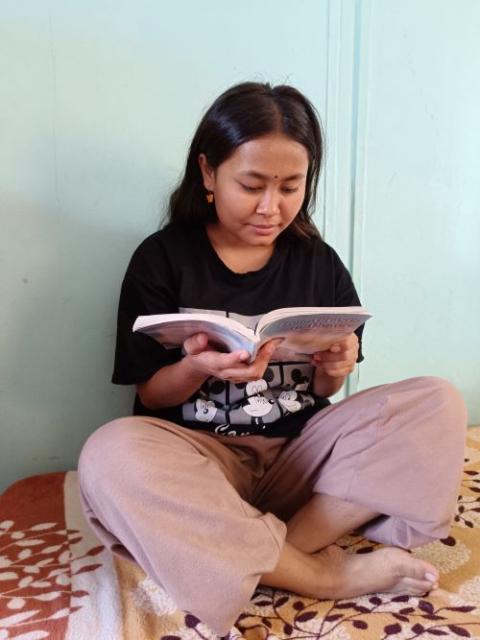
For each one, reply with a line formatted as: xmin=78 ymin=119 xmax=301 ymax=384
xmin=168 ymin=82 xmax=324 ymax=239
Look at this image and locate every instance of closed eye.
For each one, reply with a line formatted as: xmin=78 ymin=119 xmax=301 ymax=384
xmin=240 ymin=184 xmax=262 ymax=192
xmin=240 ymin=183 xmax=299 ymax=194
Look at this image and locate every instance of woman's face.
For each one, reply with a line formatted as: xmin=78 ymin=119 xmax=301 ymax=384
xmin=199 ymin=132 xmax=309 ymax=248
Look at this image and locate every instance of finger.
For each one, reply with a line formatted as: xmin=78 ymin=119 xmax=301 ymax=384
xmin=312 ymin=342 xmax=346 ymax=357
xmin=221 ymin=343 xmax=277 ymax=381
xmin=329 ymin=334 xmax=358 ymax=351
xmin=328 ymin=339 xmax=353 ymax=354
xmin=329 ymin=343 xmax=342 ymax=353
xmin=257 ymin=340 xmax=279 ymax=361
xmin=322 ymin=364 xmax=355 ymax=377
xmin=319 ymin=345 xmax=358 ymax=363
xmin=184 ymin=332 xmax=209 ymax=355
xmin=313 ymin=352 xmax=345 ymax=365
xmin=187 ymin=349 xmax=251 ymax=377
xmin=256 ymin=339 xmax=283 ymax=357
xmin=220 ymin=366 xmax=264 ymax=381
xmin=312 ymin=351 xmax=348 ymax=366
xmin=248 ymin=342 xmax=278 ymax=375
xmin=344 ymin=333 xmax=359 ymax=349
xmin=209 ymin=350 xmax=251 ymax=369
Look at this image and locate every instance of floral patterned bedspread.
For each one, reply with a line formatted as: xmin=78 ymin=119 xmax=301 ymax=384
xmin=1 ymin=427 xmax=480 ymax=640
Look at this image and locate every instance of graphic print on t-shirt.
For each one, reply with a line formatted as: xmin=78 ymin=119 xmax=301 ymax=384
xmin=179 ymin=307 xmax=316 ymax=436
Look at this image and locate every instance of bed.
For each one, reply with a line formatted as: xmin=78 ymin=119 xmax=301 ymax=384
xmin=1 ymin=427 xmax=480 ymax=640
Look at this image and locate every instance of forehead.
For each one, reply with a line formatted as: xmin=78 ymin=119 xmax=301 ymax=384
xmin=222 ymin=133 xmax=309 ymax=178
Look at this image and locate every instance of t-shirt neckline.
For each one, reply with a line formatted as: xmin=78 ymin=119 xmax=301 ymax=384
xmin=199 ymin=225 xmax=286 ymax=283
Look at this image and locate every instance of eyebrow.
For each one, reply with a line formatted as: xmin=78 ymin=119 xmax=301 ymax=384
xmin=238 ymin=171 xmax=306 ymax=181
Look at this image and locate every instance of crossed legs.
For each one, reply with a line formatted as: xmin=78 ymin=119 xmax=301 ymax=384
xmin=254 ymin=376 xmax=468 ymax=601
xmin=259 ymin=492 xmax=439 ymax=599
xmin=286 ymin=492 xmax=379 ymax=553
xmin=79 ymin=377 xmax=467 ymax=635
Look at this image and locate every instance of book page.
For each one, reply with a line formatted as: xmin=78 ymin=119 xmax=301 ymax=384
xmin=133 ymin=315 xmax=257 ymax=355
xmin=257 ymin=309 xmax=371 ymax=354
xmin=257 ymin=306 xmax=369 ymax=333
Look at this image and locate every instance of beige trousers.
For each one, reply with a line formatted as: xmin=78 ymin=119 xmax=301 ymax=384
xmin=78 ymin=376 xmax=467 ymax=635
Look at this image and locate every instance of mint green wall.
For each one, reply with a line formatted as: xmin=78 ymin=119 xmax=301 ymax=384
xmin=345 ymin=2 xmax=480 ymax=415
xmin=1 ymin=1 xmax=478 ymax=492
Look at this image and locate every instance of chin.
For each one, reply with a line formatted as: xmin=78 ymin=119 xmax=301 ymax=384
xmin=245 ymin=227 xmax=283 ymax=245
xmin=249 ymin=235 xmax=277 ymax=246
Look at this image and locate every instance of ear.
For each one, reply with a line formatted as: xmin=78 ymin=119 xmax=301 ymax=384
xmin=198 ymin=153 xmax=216 ymax=191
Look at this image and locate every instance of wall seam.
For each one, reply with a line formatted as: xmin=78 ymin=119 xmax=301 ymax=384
xmin=349 ymin=0 xmax=372 ymax=393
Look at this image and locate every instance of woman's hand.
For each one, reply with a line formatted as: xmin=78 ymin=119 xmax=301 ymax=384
xmin=311 ymin=333 xmax=359 ymax=397
xmin=311 ymin=333 xmax=359 ymax=377
xmin=183 ymin=333 xmax=280 ymax=383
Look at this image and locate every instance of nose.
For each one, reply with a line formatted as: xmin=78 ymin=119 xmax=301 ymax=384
xmin=256 ymin=188 xmax=281 ymax=216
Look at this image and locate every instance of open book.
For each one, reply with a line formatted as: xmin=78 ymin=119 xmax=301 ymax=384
xmin=133 ymin=306 xmax=371 ymax=360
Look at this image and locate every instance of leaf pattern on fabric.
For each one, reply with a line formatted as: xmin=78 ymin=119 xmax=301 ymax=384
xmin=2 ymin=431 xmax=480 ymax=638
xmin=0 ymin=475 xmax=105 ymax=639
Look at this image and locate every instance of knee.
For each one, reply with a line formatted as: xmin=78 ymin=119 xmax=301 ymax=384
xmin=420 ymin=376 xmax=466 ymax=415
xmin=78 ymin=417 xmax=142 ymax=490
xmin=415 ymin=376 xmax=468 ymax=435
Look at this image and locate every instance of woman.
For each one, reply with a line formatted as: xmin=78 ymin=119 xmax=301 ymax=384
xmin=78 ymin=82 xmax=467 ymax=635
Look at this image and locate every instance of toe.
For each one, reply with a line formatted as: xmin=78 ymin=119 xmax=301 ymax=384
xmin=401 ymin=577 xmax=437 ymax=595
xmin=397 ymin=554 xmax=438 ymax=583
xmin=424 ymin=570 xmax=439 ymax=583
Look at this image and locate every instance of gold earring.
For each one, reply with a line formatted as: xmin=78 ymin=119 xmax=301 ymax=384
xmin=206 ymin=192 xmax=214 ymax=204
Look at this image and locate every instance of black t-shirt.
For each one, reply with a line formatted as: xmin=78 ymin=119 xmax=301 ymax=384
xmin=112 ymin=222 xmax=364 ymax=438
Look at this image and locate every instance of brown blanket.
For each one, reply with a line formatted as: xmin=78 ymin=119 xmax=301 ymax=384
xmin=1 ymin=428 xmax=480 ymax=639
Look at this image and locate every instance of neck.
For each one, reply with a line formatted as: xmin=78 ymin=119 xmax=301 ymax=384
xmin=206 ymin=224 xmax=275 ymax=273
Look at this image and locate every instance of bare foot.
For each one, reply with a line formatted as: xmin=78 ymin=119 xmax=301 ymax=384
xmin=312 ymin=545 xmax=439 ymax=600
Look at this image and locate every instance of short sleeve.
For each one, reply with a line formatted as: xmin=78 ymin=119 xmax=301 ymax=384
xmin=112 ymin=238 xmax=180 ymax=385
xmin=331 ymin=249 xmax=365 ymax=363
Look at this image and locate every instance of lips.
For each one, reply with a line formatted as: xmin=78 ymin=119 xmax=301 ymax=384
xmin=250 ymin=223 xmax=278 ymax=232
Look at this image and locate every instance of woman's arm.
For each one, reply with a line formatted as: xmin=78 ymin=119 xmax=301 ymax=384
xmin=136 ymin=356 xmax=209 ymax=409
xmin=137 ymin=333 xmax=279 ymax=410
xmin=312 ymin=369 xmax=347 ymax=398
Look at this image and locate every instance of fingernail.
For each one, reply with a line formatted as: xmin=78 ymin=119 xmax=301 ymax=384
xmin=425 ymin=572 xmax=438 ymax=582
